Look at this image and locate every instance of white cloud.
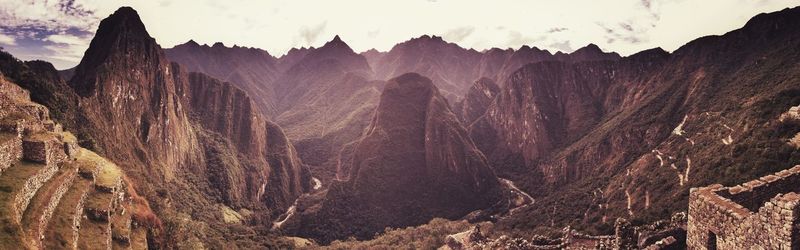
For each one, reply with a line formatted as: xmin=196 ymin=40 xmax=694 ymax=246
xmin=46 ymin=33 xmax=88 ymax=45
xmin=0 ymin=33 xmax=16 ymax=45
xmin=0 ymin=0 xmax=798 ymax=69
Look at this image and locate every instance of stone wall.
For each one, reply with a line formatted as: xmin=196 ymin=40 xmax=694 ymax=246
xmin=22 ymin=134 xmax=67 ymax=165
xmin=0 ymin=134 xmax=22 ymax=174
xmin=687 ymin=165 xmax=800 ymax=249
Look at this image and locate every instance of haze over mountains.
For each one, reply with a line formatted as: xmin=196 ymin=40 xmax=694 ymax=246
xmin=0 ymin=4 xmax=798 ymax=249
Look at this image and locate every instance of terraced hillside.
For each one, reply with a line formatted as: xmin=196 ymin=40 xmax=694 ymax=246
xmin=0 ymin=75 xmax=153 ymax=249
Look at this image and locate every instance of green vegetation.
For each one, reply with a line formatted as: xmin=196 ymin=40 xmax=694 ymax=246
xmin=322 ymin=218 xmax=480 ymax=250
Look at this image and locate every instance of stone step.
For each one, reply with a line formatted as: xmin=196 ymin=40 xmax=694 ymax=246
xmin=78 ymin=213 xmax=113 ymax=250
xmin=111 ymin=202 xmax=132 ymax=245
xmin=75 ymin=149 xmax=122 ymax=193
xmin=0 ymin=132 xmax=22 ymax=175
xmin=42 ymin=120 xmax=63 ymax=133
xmin=0 ymin=161 xmax=59 ymax=249
xmin=0 ymin=161 xmax=59 ymax=222
xmin=21 ymin=165 xmax=78 ymax=248
xmin=129 ymin=227 xmax=148 ymax=250
xmin=18 ymin=102 xmax=49 ymax=123
xmin=58 ymin=131 xmax=80 ymax=160
xmin=85 ymin=189 xmax=118 ymax=222
xmin=22 ymin=131 xmax=68 ymax=166
xmin=43 ymin=177 xmax=93 ymax=250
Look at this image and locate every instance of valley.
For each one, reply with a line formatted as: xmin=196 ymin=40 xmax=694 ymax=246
xmin=0 ymin=3 xmax=799 ymax=249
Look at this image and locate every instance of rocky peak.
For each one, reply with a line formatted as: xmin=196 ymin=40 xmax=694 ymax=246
xmin=568 ymin=43 xmax=621 ymax=62
xmin=318 ymin=35 xmax=355 ymax=54
xmin=68 ymin=6 xmax=163 ymax=97
xmin=185 ymin=39 xmax=200 ymax=47
xmin=299 ymin=73 xmax=502 ymax=243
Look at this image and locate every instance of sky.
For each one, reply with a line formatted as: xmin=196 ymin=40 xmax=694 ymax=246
xmin=0 ymin=0 xmax=798 ymax=69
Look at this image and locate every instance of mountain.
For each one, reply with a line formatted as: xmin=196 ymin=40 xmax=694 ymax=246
xmin=370 ymin=35 xmax=483 ymax=101
xmin=3 ymin=7 xmax=313 ymax=247
xmin=272 ymin=35 xmax=372 ymax=113
xmin=165 ymin=41 xmax=281 ymax=116
xmin=370 ymin=36 xmax=622 ymax=102
xmin=466 ymin=6 xmax=800 ymax=235
xmin=285 ymin=73 xmax=504 ymax=244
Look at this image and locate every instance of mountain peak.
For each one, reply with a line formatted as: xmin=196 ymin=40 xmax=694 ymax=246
xmin=68 ymin=6 xmax=161 ymax=96
xmin=99 ymin=6 xmax=149 ymax=38
xmin=186 ymin=39 xmax=199 ymax=46
xmin=332 ymin=34 xmax=342 ymax=42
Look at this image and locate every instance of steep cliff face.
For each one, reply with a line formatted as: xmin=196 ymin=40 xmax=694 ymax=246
xmin=478 ymin=7 xmax=800 ymax=234
xmin=31 ymin=7 xmax=312 ymax=247
xmin=68 ymin=7 xmax=200 ymax=180
xmin=289 ymin=73 xmax=503 ymax=243
xmin=179 ymin=71 xmax=311 ymax=211
xmin=165 ymin=41 xmax=281 ymax=117
xmin=454 ymin=77 xmax=500 ymax=126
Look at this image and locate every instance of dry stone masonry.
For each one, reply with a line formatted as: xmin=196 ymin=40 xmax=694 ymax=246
xmin=0 ymin=75 xmax=149 ymax=249
xmin=687 ymin=165 xmax=800 ymax=249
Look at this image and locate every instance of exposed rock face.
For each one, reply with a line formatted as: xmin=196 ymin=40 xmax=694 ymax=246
xmin=486 ymin=6 xmax=800 ymax=233
xmin=165 ymin=41 xmax=281 ymax=116
xmin=27 ymin=6 xmax=313 ymax=246
xmin=180 ymin=71 xmax=311 ymax=211
xmin=290 ymin=73 xmax=503 ymax=243
xmin=454 ymin=77 xmax=500 ymax=126
xmin=68 ymin=7 xmax=200 ymax=179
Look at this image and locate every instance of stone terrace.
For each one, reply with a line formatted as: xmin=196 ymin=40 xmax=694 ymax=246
xmin=0 ymin=76 xmax=148 ymax=249
xmin=687 ymin=165 xmax=800 ymax=249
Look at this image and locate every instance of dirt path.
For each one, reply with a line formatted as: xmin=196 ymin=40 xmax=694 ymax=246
xmin=500 ymin=178 xmax=535 ymax=215
xmin=272 ymin=198 xmax=300 ymax=230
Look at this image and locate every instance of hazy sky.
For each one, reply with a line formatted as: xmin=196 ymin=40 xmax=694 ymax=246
xmin=1 ymin=0 xmax=798 ymax=69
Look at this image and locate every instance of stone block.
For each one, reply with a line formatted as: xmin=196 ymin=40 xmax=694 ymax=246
xmin=22 ymin=133 xmax=67 ymax=165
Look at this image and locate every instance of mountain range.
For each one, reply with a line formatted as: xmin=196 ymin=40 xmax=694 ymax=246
xmin=0 ymin=5 xmax=798 ymax=249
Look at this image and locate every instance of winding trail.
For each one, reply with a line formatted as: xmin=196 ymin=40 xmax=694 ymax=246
xmin=272 ymin=198 xmax=300 ymax=230
xmin=500 ymin=178 xmax=535 ymax=216
xmin=273 ymin=176 xmax=322 ymax=230
xmin=312 ymin=177 xmax=322 ymax=190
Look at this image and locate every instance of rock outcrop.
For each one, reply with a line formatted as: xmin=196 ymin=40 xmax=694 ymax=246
xmin=165 ymin=41 xmax=281 ymax=116
xmin=7 ymin=6 xmax=312 ymax=247
xmin=287 ymin=73 xmax=503 ymax=243
xmin=485 ymin=6 xmax=800 ymax=234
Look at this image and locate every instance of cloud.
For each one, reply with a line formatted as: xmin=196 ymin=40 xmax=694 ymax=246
xmin=548 ymin=40 xmax=573 ymax=52
xmin=504 ymin=30 xmax=545 ymax=48
xmin=367 ymin=29 xmax=379 ymax=38
xmin=0 ymin=33 xmax=16 ymax=45
xmin=442 ymin=26 xmax=474 ymax=43
xmin=46 ymin=33 xmax=86 ymax=45
xmin=547 ymin=27 xmax=568 ymax=33
xmin=0 ymin=0 xmax=101 ymax=32
xmin=298 ymin=21 xmax=327 ymax=46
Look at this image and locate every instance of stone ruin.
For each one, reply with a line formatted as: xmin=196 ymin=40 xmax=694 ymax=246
xmin=687 ymin=165 xmax=800 ymax=249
